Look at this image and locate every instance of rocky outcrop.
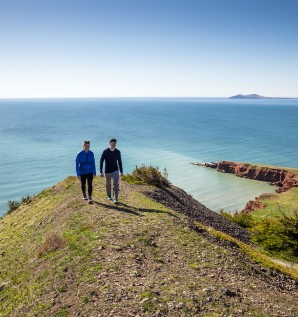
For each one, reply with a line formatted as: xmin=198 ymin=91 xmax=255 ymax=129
xmin=191 ymin=162 xmax=217 ymax=168
xmin=216 ymin=161 xmax=298 ymax=193
xmin=193 ymin=160 xmax=298 ymax=213
xmin=275 ymin=178 xmax=298 ymax=193
xmin=214 ymin=161 xmax=298 ymax=213
xmin=147 ymin=185 xmax=251 ymax=244
xmin=243 ymin=200 xmax=266 ymax=213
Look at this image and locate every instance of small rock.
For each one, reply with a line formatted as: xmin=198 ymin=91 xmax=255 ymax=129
xmin=140 ymin=297 xmax=149 ymax=304
xmin=224 ymin=289 xmax=237 ymax=297
xmin=202 ymin=287 xmax=215 ymax=293
xmin=0 ymin=282 xmax=8 ymax=291
xmin=131 ymin=270 xmax=141 ymax=277
xmin=167 ymin=301 xmax=176 ymax=310
xmin=135 ymin=257 xmax=142 ymax=263
xmin=176 ymin=302 xmax=184 ymax=309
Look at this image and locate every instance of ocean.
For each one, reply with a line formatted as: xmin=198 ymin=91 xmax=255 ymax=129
xmin=0 ymin=98 xmax=297 ymax=216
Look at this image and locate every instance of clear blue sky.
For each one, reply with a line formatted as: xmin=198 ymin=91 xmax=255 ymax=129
xmin=0 ymin=0 xmax=297 ymax=98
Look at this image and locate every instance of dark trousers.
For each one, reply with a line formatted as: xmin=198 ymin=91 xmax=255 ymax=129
xmin=80 ymin=173 xmax=93 ymax=197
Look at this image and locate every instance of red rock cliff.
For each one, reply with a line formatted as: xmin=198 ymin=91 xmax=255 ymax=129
xmin=217 ymin=161 xmax=298 ymax=193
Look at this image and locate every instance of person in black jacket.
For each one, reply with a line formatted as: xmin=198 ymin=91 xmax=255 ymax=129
xmin=100 ymin=138 xmax=123 ymax=204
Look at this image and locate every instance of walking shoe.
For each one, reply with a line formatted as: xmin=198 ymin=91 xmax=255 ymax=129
xmin=83 ymin=194 xmax=88 ymax=200
xmin=88 ymin=196 xmax=93 ymax=204
xmin=107 ymin=196 xmax=112 ymax=201
xmin=113 ymin=199 xmax=118 ymax=205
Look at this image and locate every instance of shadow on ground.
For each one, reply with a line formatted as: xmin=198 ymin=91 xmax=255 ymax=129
xmin=93 ymin=201 xmax=177 ymax=217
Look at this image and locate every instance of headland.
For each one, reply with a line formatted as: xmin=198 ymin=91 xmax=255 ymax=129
xmin=192 ymin=161 xmax=298 ymax=214
xmin=0 ymin=173 xmax=297 ymax=316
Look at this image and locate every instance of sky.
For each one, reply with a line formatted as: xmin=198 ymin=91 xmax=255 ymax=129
xmin=0 ymin=0 xmax=297 ymax=98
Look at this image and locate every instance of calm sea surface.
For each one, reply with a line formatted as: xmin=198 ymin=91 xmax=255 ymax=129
xmin=0 ymin=98 xmax=297 ymax=216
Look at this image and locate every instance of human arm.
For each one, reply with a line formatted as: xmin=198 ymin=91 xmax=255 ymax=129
xmin=75 ymin=152 xmax=81 ymax=177
xmin=118 ymin=150 xmax=123 ymax=175
xmin=99 ymin=150 xmax=105 ymax=176
xmin=92 ymin=152 xmax=96 ymax=176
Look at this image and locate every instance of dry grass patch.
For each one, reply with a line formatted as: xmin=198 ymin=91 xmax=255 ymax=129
xmin=38 ymin=232 xmax=66 ymax=257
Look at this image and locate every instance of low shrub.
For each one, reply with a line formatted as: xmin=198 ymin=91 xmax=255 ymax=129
xmin=221 ymin=209 xmax=298 ymax=260
xmin=7 ymin=194 xmax=33 ymax=214
xmin=251 ymin=210 xmax=298 ymax=258
xmin=123 ymin=165 xmax=171 ymax=188
xmin=220 ymin=210 xmax=255 ymax=228
xmin=7 ymin=200 xmax=21 ymax=214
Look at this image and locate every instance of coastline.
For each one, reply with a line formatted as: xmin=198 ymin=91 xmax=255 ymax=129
xmin=1 ymin=98 xmax=298 ymax=216
xmin=192 ymin=161 xmax=298 ymax=216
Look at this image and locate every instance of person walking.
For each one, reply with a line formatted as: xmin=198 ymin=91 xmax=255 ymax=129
xmin=100 ymin=138 xmax=123 ymax=204
xmin=76 ymin=140 xmax=96 ymax=204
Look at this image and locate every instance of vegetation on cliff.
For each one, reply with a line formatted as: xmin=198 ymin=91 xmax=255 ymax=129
xmin=0 ymin=170 xmax=297 ymax=316
xmin=122 ymin=165 xmax=170 ymax=187
xmin=220 ymin=209 xmax=298 ymax=262
xmin=216 ymin=161 xmax=298 ymax=263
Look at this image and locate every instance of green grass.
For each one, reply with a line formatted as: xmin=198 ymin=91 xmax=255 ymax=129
xmin=1 ymin=174 xmax=297 ymax=316
xmin=56 ymin=307 xmax=69 ymax=317
xmin=188 ymin=263 xmax=200 ymax=270
xmin=252 ymin=187 xmax=298 ymax=219
xmin=0 ymin=176 xmax=173 ymax=316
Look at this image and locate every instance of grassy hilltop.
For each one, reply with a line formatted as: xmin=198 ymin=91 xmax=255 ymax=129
xmin=0 ymin=172 xmax=297 ymax=317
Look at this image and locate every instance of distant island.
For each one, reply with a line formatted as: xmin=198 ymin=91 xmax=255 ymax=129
xmin=230 ymin=94 xmax=266 ymax=99
xmin=230 ymin=94 xmax=288 ymax=99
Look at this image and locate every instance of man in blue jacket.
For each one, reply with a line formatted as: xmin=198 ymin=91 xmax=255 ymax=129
xmin=76 ymin=140 xmax=96 ymax=203
xmin=100 ymin=138 xmax=123 ymax=204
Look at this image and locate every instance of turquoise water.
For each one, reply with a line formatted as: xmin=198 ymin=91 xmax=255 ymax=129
xmin=0 ymin=98 xmax=297 ymax=216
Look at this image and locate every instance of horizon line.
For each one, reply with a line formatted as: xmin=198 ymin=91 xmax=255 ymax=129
xmin=0 ymin=95 xmax=297 ymax=100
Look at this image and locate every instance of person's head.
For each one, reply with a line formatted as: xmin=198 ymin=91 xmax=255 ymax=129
xmin=109 ymin=138 xmax=117 ymax=149
xmin=83 ymin=140 xmax=90 ymax=151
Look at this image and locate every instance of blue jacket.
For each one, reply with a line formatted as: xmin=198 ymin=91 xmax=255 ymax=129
xmin=76 ymin=150 xmax=96 ymax=176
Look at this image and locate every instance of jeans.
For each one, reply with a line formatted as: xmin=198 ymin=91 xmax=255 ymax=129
xmin=105 ymin=170 xmax=120 ymax=200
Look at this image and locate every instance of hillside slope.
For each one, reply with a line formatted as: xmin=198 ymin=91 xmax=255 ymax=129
xmin=0 ymin=177 xmax=297 ymax=317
